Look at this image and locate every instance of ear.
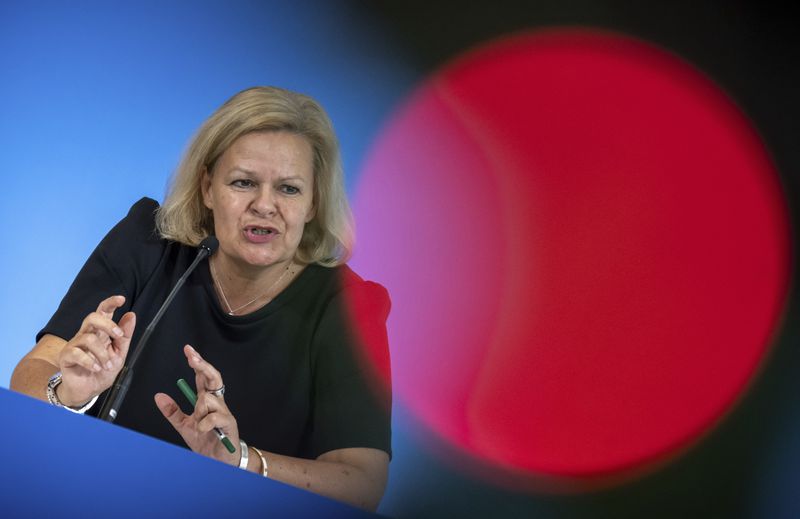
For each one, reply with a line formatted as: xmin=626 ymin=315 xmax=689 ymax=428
xmin=305 ymin=201 xmax=317 ymax=223
xmin=305 ymin=177 xmax=318 ymax=223
xmin=201 ymin=167 xmax=213 ymax=210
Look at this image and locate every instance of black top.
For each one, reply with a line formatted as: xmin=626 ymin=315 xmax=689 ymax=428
xmin=38 ymin=197 xmax=391 ymax=459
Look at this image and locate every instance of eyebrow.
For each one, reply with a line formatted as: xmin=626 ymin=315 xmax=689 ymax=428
xmin=229 ymin=168 xmax=307 ymax=183
xmin=229 ymin=167 xmax=258 ymax=176
xmin=276 ymin=176 xmax=307 ymax=183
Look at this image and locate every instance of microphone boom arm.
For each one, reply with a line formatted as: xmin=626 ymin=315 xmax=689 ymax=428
xmin=97 ymin=237 xmax=218 ymax=422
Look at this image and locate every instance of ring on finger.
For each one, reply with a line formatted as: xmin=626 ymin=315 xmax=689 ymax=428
xmin=207 ymin=385 xmax=225 ymax=397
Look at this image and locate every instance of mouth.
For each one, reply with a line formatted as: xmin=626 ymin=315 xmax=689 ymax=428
xmin=246 ymin=225 xmax=278 ymax=235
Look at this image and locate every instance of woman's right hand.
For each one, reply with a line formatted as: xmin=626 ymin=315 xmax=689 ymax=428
xmin=56 ymin=295 xmax=136 ymax=407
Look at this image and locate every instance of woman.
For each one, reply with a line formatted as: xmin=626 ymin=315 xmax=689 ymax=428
xmin=10 ymin=86 xmax=391 ymax=511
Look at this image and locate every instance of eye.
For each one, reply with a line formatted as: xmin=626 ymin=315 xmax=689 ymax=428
xmin=231 ymin=179 xmax=256 ymax=189
xmin=280 ymin=184 xmax=300 ymax=195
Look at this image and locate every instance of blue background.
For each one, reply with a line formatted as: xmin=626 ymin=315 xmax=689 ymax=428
xmin=0 ymin=2 xmax=420 ymax=516
xmin=2 ymin=1 xmax=798 ymax=518
xmin=0 ymin=0 xmax=417 ymax=381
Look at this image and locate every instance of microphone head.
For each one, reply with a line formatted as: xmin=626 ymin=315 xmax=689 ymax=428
xmin=199 ymin=235 xmax=219 ymax=256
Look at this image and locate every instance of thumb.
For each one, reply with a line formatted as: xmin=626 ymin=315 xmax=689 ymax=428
xmin=154 ymin=392 xmax=189 ymax=432
xmin=114 ymin=312 xmax=136 ymax=357
xmin=119 ymin=311 xmax=136 ymax=335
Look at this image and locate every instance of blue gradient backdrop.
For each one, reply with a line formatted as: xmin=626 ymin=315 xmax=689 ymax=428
xmin=0 ymin=2 xmax=417 ymax=383
xmin=0 ymin=1 xmax=418 ymax=516
xmin=3 ymin=2 xmax=799 ymax=518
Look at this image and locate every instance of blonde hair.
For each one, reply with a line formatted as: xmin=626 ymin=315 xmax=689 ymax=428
xmin=156 ymin=86 xmax=354 ymax=266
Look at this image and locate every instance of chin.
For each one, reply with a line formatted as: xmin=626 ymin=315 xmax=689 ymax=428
xmin=248 ymin=253 xmax=286 ymax=268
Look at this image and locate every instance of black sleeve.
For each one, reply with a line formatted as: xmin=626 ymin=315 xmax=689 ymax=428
xmin=37 ymin=197 xmax=164 ymax=343
xmin=308 ymin=280 xmax=393 ymax=459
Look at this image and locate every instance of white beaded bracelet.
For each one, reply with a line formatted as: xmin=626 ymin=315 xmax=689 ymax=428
xmin=238 ymin=439 xmax=249 ymax=470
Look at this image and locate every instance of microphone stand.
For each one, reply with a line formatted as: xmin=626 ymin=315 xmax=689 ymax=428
xmin=98 ymin=237 xmax=217 ymax=422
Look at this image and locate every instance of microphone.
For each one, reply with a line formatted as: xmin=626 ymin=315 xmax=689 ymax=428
xmin=98 ymin=236 xmax=219 ymax=422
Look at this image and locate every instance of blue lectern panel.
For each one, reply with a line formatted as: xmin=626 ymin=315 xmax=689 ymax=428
xmin=0 ymin=387 xmax=376 ymax=518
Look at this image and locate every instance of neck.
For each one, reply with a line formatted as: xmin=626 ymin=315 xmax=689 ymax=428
xmin=210 ymin=255 xmax=302 ymax=315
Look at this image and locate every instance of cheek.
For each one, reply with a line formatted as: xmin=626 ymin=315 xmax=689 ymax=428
xmin=287 ymin=197 xmax=314 ymax=225
xmin=214 ymin=192 xmax=241 ymax=219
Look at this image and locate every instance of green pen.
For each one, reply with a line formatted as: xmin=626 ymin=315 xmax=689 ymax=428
xmin=177 ymin=378 xmax=237 ymax=454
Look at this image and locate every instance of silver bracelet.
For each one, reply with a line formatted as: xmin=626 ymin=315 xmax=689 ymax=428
xmin=46 ymin=372 xmax=99 ymax=414
xmin=238 ymin=439 xmax=249 ymax=470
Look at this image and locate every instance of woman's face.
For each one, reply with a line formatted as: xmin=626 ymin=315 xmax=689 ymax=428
xmin=201 ymin=131 xmax=316 ymax=273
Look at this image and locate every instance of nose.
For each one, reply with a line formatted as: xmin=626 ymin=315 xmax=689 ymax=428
xmin=250 ymin=185 xmax=277 ymax=217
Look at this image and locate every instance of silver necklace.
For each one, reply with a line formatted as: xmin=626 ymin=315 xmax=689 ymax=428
xmin=210 ymin=259 xmax=292 ymax=316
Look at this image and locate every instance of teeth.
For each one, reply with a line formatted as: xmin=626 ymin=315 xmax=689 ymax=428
xmin=252 ymin=228 xmax=272 ymax=235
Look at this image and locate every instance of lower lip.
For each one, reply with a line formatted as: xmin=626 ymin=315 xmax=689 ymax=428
xmin=243 ymin=228 xmax=278 ymax=244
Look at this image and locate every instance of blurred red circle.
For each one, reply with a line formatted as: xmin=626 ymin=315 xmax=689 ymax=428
xmin=352 ymin=29 xmax=791 ymax=478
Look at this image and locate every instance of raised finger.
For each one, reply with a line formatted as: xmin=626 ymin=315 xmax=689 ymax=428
xmin=80 ymin=332 xmax=116 ymax=370
xmin=61 ymin=341 xmax=103 ymax=373
xmin=81 ymin=313 xmax=125 ymax=342
xmin=184 ymin=345 xmax=224 ymax=395
xmin=96 ymin=295 xmax=126 ymax=318
xmin=111 ymin=312 xmax=136 ymax=359
xmin=195 ymin=389 xmax=230 ymax=418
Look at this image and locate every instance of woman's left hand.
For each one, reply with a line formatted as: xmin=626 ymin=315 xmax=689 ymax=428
xmin=154 ymin=344 xmax=241 ymax=466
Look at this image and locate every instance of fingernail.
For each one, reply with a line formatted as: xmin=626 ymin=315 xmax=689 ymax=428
xmin=113 ymin=327 xmax=124 ymax=337
xmin=93 ymin=363 xmax=101 ymax=372
xmin=106 ymin=361 xmax=113 ymax=370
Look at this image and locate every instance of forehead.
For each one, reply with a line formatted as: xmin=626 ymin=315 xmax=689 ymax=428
xmin=219 ymin=131 xmax=314 ymax=178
